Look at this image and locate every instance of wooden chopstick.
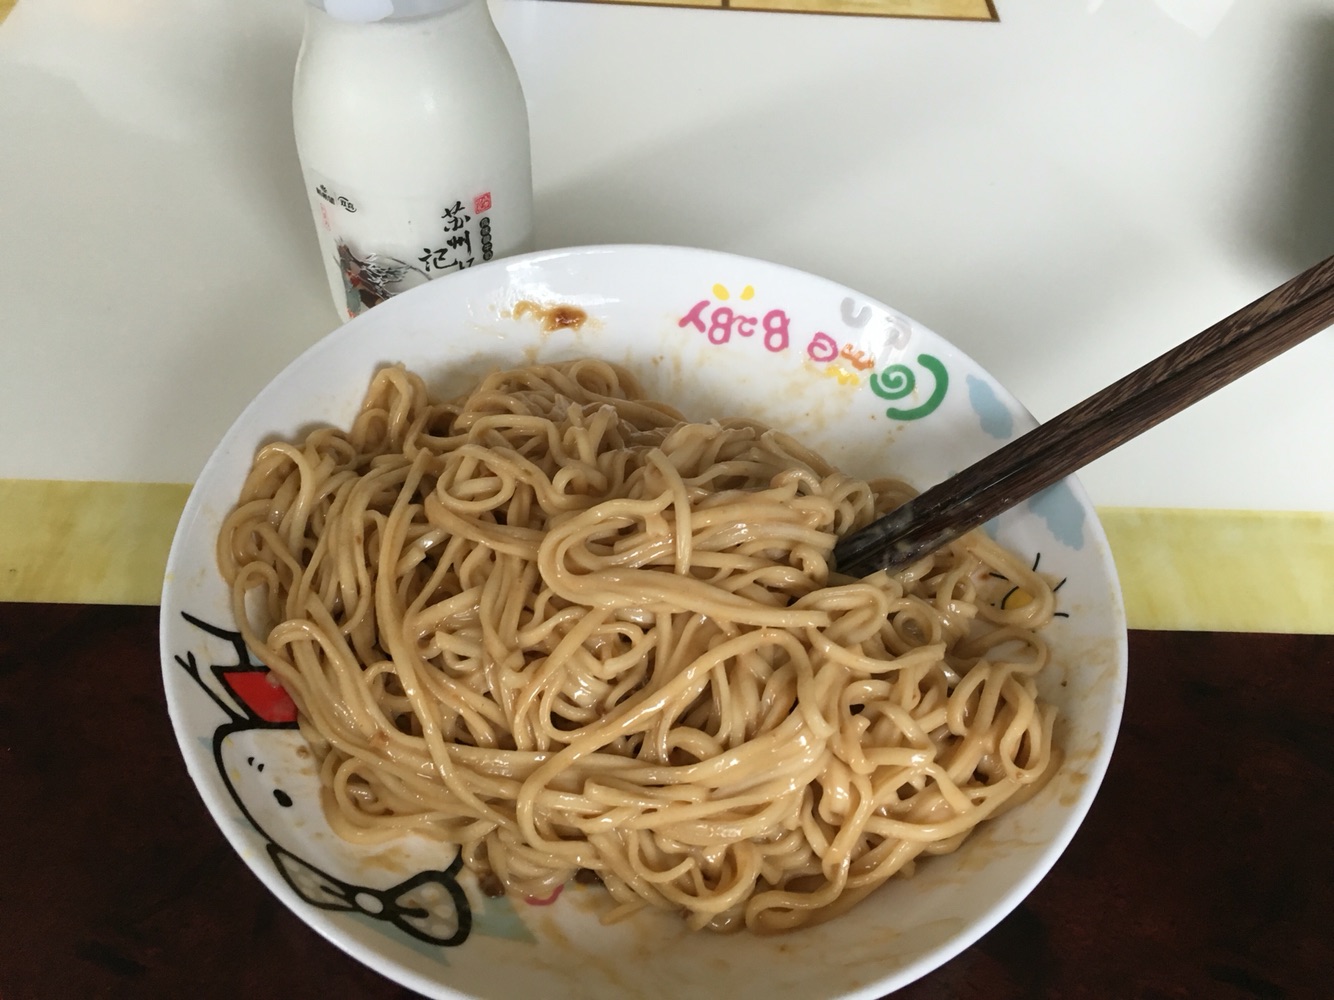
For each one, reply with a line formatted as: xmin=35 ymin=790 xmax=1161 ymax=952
xmin=832 ymin=253 xmax=1334 ymax=578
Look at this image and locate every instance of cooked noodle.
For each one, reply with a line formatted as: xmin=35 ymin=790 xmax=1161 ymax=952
xmin=218 ymin=359 xmax=1058 ymax=932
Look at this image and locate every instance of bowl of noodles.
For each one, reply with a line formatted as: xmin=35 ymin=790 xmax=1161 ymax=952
xmin=160 ymin=244 xmax=1126 ymax=999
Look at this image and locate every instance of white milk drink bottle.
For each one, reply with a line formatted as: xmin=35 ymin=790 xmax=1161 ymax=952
xmin=293 ymin=0 xmax=533 ymax=320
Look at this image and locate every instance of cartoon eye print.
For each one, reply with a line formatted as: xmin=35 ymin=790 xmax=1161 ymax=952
xmin=988 ymin=553 xmax=1072 ymax=620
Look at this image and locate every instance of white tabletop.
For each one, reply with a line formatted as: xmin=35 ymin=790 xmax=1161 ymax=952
xmin=2 ymin=0 xmax=1331 ymax=503
xmin=1 ymin=0 xmax=1331 ymax=623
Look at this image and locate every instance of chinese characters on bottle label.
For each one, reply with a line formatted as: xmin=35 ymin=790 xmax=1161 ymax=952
xmin=312 ymin=183 xmax=499 ymax=318
xmin=418 ymin=196 xmax=496 ymax=275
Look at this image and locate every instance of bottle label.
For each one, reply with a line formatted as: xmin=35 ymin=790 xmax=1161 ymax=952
xmin=307 ymin=175 xmax=508 ymax=320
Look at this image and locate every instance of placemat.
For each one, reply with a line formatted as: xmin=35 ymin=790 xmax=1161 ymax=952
xmin=551 ymin=0 xmax=996 ymax=20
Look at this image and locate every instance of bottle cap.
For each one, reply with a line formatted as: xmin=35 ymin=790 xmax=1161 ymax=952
xmin=309 ymin=0 xmax=468 ymax=22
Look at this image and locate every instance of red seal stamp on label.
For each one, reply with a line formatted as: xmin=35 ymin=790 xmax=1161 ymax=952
xmin=474 ymin=192 xmax=493 ymax=214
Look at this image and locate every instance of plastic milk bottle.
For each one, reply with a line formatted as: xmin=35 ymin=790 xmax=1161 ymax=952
xmin=293 ymin=0 xmax=534 ymax=320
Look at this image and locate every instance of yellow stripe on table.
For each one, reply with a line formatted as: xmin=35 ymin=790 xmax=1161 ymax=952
xmin=1 ymin=480 xmax=1330 ymax=633
xmin=0 ymin=480 xmax=190 ymax=606
xmin=1099 ymin=508 xmax=1334 ymax=635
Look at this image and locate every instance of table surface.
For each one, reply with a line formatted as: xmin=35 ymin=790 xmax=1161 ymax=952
xmin=1 ymin=1 xmax=1332 ymax=631
xmin=2 ymin=5 xmax=1331 ymax=996
xmin=2 ymin=603 xmax=1329 ymax=999
xmin=0 ymin=4 xmax=1331 ymax=994
xmin=0 ymin=0 xmax=1331 ymax=503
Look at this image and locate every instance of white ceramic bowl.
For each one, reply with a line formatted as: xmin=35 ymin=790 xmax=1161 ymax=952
xmin=160 ymin=245 xmax=1126 ymax=999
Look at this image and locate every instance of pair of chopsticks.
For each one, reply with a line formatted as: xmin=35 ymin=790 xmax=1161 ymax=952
xmin=832 ymin=253 xmax=1334 ymax=578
